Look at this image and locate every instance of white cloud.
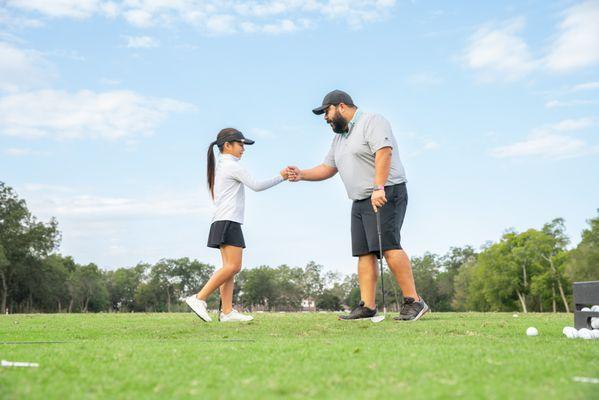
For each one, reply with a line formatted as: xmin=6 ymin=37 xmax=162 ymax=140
xmin=0 ymin=7 xmax=44 ymax=28
xmin=572 ymin=81 xmax=599 ymax=92
xmin=321 ymin=0 xmax=396 ymax=28
xmin=545 ymin=99 xmax=594 ymax=108
xmin=464 ymin=1 xmax=599 ymax=81
xmin=401 ymin=132 xmax=440 ymax=158
xmin=205 ymin=14 xmax=237 ymax=35
xmin=262 ymin=19 xmax=298 ymax=34
xmin=463 ymin=18 xmax=536 ymax=81
xmin=18 ymin=185 xmax=212 ymax=220
xmin=550 ymin=117 xmax=594 ymax=132
xmin=7 ymin=0 xmax=102 ymax=19
xmin=39 ymin=194 xmax=206 ymax=219
xmin=545 ymin=0 xmax=599 ymax=72
xmin=0 ymin=90 xmax=195 ymax=140
xmin=123 ymin=8 xmax=153 ymax=27
xmin=3 ymin=147 xmax=47 ymax=156
xmin=491 ymin=118 xmax=598 ymax=159
xmin=5 ymin=0 xmax=396 ymax=35
xmin=125 ymin=35 xmax=159 ymax=48
xmin=0 ymin=41 xmax=54 ymax=92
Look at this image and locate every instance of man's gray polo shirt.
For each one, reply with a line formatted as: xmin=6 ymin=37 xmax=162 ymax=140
xmin=323 ymin=111 xmax=406 ymax=201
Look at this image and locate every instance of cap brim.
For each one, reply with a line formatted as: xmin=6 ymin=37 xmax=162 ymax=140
xmin=241 ymin=138 xmax=255 ymax=145
xmin=312 ymin=105 xmax=328 ymax=115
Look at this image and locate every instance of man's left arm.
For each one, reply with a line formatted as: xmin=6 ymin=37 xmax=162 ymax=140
xmin=372 ymin=147 xmax=392 ymax=212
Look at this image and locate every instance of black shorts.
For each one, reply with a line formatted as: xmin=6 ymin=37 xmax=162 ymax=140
xmin=351 ymin=183 xmax=407 ymax=258
xmin=207 ymin=220 xmax=246 ymax=249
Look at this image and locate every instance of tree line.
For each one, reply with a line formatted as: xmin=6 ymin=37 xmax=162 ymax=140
xmin=1 ymin=181 xmax=597 ymax=313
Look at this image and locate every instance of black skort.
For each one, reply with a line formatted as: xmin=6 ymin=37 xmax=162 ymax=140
xmin=351 ymin=183 xmax=407 ymax=258
xmin=207 ymin=220 xmax=246 ymax=249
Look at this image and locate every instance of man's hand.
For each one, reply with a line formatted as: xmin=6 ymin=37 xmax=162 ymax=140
xmin=286 ymin=166 xmax=302 ymax=182
xmin=371 ymin=188 xmax=387 ymax=212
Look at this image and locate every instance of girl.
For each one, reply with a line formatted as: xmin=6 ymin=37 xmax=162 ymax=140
xmin=185 ymin=128 xmax=288 ymax=322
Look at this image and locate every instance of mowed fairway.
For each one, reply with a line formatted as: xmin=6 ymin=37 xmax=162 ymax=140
xmin=1 ymin=312 xmax=597 ymax=399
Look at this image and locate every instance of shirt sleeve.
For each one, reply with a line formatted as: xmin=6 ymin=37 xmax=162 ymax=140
xmin=232 ymin=164 xmax=284 ymax=192
xmin=365 ymin=114 xmax=394 ymax=154
xmin=323 ymin=140 xmax=337 ymax=168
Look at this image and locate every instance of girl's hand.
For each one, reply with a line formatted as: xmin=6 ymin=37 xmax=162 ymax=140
xmin=286 ymin=166 xmax=301 ymax=181
xmin=280 ymin=168 xmax=290 ymax=180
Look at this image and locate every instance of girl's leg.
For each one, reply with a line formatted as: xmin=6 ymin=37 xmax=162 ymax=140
xmin=197 ymin=245 xmax=242 ymax=302
xmin=219 ymin=277 xmax=235 ymax=314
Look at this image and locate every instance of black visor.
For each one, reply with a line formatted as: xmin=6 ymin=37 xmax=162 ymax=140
xmin=216 ymin=131 xmax=255 ymax=146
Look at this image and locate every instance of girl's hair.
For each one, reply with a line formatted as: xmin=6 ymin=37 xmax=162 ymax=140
xmin=207 ymin=128 xmax=242 ymax=199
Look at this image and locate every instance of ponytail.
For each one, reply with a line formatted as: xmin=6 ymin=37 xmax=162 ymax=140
xmin=207 ymin=141 xmax=217 ymax=199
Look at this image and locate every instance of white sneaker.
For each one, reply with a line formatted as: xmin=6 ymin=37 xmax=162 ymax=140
xmin=219 ymin=310 xmax=254 ymax=322
xmin=185 ymin=296 xmax=212 ymax=322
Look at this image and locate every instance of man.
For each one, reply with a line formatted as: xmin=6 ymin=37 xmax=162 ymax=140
xmin=288 ymin=89 xmax=428 ymax=321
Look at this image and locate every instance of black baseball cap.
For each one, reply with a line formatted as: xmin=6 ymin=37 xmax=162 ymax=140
xmin=216 ymin=131 xmax=255 ymax=146
xmin=312 ymin=90 xmax=355 ymax=115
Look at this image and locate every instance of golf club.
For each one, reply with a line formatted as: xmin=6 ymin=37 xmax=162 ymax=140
xmin=371 ymin=210 xmax=386 ymax=323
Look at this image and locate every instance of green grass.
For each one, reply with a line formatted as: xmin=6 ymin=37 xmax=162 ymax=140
xmin=0 ymin=312 xmax=597 ymax=399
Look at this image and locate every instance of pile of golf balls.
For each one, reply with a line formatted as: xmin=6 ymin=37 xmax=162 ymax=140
xmin=563 ymin=305 xmax=599 ymax=340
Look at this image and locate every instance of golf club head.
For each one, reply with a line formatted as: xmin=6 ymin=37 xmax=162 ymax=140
xmin=371 ymin=315 xmax=385 ymax=323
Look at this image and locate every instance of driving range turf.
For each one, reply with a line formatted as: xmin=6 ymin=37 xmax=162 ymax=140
xmin=1 ymin=312 xmax=597 ymax=399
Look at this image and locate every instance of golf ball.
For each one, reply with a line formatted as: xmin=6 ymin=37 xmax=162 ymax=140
xmin=591 ymin=330 xmax=599 ymax=339
xmin=563 ymin=327 xmax=578 ymax=339
xmin=591 ymin=305 xmax=599 ymax=312
xmin=526 ymin=327 xmax=539 ymax=336
xmin=578 ymin=328 xmax=593 ymax=340
xmin=591 ymin=318 xmax=599 ymax=329
xmin=581 ymin=307 xmax=591 ymax=312
xmin=563 ymin=326 xmax=575 ymax=335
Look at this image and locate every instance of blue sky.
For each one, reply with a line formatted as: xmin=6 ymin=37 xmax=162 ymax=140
xmin=1 ymin=0 xmax=598 ymax=274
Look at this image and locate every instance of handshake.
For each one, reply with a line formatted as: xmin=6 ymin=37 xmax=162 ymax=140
xmin=280 ymin=166 xmax=301 ymax=182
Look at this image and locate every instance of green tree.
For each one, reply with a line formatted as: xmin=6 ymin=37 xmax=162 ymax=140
xmin=411 ymin=253 xmax=441 ymax=309
xmin=33 ymin=254 xmax=70 ymax=312
xmin=440 ymin=246 xmax=477 ymax=311
xmin=68 ymin=263 xmax=109 ymax=312
xmin=239 ymin=266 xmax=278 ymax=310
xmin=0 ymin=182 xmax=60 ymax=312
xmin=566 ymin=210 xmax=599 ymax=282
xmin=343 ymin=274 xmax=360 ymax=308
xmin=273 ymin=265 xmax=304 ymax=310
xmin=316 ymin=289 xmax=342 ymax=311
xmin=105 ymin=264 xmax=144 ymax=311
xmin=452 ymin=256 xmax=487 ymax=311
xmin=301 ymin=261 xmax=324 ymax=310
xmin=529 ymin=219 xmax=571 ymax=312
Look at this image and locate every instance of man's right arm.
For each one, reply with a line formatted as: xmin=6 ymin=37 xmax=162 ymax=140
xmin=288 ymin=164 xmax=337 ymax=181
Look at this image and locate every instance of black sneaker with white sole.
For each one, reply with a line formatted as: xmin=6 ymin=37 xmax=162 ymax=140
xmin=339 ymin=301 xmax=377 ymax=320
xmin=394 ymin=297 xmax=429 ymax=321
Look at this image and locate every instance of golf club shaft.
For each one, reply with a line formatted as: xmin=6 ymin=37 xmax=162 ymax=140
xmin=376 ymin=211 xmax=386 ymax=315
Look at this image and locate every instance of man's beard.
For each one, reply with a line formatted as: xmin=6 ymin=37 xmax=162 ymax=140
xmin=329 ymin=111 xmax=348 ymax=134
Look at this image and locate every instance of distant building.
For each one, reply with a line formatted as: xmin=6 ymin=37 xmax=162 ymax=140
xmin=301 ymin=297 xmax=315 ymax=311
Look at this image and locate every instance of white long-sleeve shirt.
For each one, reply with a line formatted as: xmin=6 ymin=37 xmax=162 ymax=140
xmin=212 ymin=154 xmax=283 ymax=224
